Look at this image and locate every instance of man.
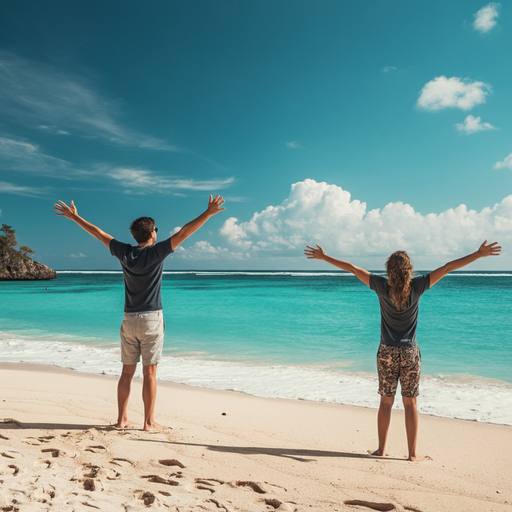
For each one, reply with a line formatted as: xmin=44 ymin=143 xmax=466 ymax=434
xmin=54 ymin=195 xmax=225 ymax=431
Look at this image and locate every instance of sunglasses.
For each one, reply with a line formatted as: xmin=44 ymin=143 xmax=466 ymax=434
xmin=154 ymin=227 xmax=158 ymax=233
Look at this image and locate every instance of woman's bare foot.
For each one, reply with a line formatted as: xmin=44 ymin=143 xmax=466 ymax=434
xmin=368 ymin=449 xmax=388 ymax=456
xmin=408 ymin=454 xmax=432 ymax=462
xmin=143 ymin=421 xmax=169 ymax=432
xmin=114 ymin=420 xmax=135 ymax=429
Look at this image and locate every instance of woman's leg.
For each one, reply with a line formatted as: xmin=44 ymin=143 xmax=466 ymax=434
xmin=374 ymin=395 xmax=395 ymax=456
xmin=400 ymin=346 xmax=431 ymax=461
xmin=402 ymin=396 xmax=427 ymax=461
xmin=373 ymin=345 xmax=399 ymax=456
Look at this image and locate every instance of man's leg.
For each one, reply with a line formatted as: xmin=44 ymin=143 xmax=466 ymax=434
xmin=373 ymin=395 xmax=394 ymax=456
xmin=116 ymin=364 xmax=136 ymax=428
xmin=142 ymin=364 xmax=167 ymax=431
xmin=402 ymin=396 xmax=431 ymax=461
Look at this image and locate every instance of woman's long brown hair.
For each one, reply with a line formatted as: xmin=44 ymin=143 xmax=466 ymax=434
xmin=385 ymin=251 xmax=414 ymax=311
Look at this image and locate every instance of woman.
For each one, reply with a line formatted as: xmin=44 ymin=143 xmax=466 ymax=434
xmin=304 ymin=240 xmax=501 ymax=461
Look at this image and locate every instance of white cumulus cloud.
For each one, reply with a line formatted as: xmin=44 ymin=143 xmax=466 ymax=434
xmin=455 ymin=115 xmax=497 ymax=134
xmin=286 ymin=141 xmax=302 ymax=149
xmin=219 ymin=179 xmax=512 ymax=262
xmin=473 ymin=3 xmax=500 ymax=33
xmin=494 ymin=153 xmax=512 ymax=170
xmin=417 ymin=76 xmax=491 ymax=111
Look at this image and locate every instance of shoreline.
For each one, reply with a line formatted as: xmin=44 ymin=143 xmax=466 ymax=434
xmin=1 ymin=361 xmax=511 ymax=511
xmin=2 ymin=334 xmax=512 ymax=426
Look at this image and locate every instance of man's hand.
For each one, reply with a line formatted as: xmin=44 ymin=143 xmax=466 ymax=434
xmin=206 ymin=195 xmax=225 ymax=216
xmin=170 ymin=195 xmax=226 ymax=250
xmin=53 ymin=199 xmax=113 ymax=248
xmin=476 ymin=240 xmax=502 ymax=258
xmin=54 ymin=200 xmax=78 ymax=220
xmin=304 ymin=244 xmax=327 ymax=261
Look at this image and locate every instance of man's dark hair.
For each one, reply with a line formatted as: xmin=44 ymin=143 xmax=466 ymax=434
xmin=130 ymin=217 xmax=155 ymax=244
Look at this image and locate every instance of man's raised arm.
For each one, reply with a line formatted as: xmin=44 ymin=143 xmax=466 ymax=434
xmin=54 ymin=200 xmax=113 ymax=249
xmin=304 ymin=243 xmax=371 ymax=286
xmin=428 ymin=240 xmax=501 ymax=287
xmin=170 ymin=195 xmax=225 ymax=249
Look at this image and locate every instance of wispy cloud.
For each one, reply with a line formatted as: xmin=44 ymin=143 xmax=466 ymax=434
xmin=286 ymin=141 xmax=302 ymax=149
xmin=108 ymin=167 xmax=235 ymax=194
xmin=417 ymin=76 xmax=491 ymax=111
xmin=382 ymin=66 xmax=397 ymax=73
xmin=494 ymin=153 xmax=512 ymax=171
xmin=69 ymin=253 xmax=88 ymax=258
xmin=0 ymin=137 xmax=78 ymax=178
xmin=0 ymin=52 xmax=176 ymax=150
xmin=0 ymin=180 xmax=49 ymax=197
xmin=473 ymin=3 xmax=500 ymax=33
xmin=38 ymin=125 xmax=69 ymax=135
xmin=455 ymin=115 xmax=497 ymax=134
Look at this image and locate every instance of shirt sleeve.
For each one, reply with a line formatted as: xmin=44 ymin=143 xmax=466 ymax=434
xmin=369 ymin=274 xmax=386 ymax=294
xmin=154 ymin=237 xmax=174 ymax=260
xmin=109 ymin=239 xmax=129 ymax=261
xmin=413 ymin=273 xmax=430 ymax=295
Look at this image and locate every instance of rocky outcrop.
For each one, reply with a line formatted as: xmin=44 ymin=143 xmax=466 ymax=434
xmin=0 ymin=254 xmax=57 ymax=281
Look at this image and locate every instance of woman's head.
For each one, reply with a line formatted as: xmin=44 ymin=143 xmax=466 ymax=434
xmin=385 ymin=251 xmax=414 ymax=311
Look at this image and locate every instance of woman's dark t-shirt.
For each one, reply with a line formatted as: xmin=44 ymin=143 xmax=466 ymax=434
xmin=369 ymin=274 xmax=430 ymax=346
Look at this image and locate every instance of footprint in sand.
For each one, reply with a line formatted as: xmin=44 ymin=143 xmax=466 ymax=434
xmin=33 ymin=459 xmax=52 ymax=470
xmin=159 ymin=458 xmax=186 ymax=468
xmin=195 ymin=478 xmax=225 ymax=492
xmin=0 ymin=464 xmax=19 ymax=476
xmin=234 ymin=480 xmax=268 ymax=494
xmin=109 ymin=457 xmax=133 ymax=468
xmin=1 ymin=450 xmax=22 ymax=460
xmin=134 ymin=490 xmax=157 ymax=506
xmin=262 ymin=499 xmax=295 ymax=512
xmin=41 ymin=448 xmax=61 ymax=458
xmin=141 ymin=474 xmax=180 ymax=486
xmin=33 ymin=484 xmax=56 ymax=503
xmin=343 ymin=500 xmax=396 ymax=511
xmin=85 ymin=445 xmax=107 ymax=454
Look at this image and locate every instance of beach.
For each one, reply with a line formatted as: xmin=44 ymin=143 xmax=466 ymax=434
xmin=1 ymin=362 xmax=511 ymax=512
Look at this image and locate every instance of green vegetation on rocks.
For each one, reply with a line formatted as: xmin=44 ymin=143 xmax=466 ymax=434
xmin=0 ymin=224 xmax=57 ymax=281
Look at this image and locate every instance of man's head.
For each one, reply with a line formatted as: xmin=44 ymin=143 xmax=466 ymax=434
xmin=130 ymin=217 xmax=156 ymax=244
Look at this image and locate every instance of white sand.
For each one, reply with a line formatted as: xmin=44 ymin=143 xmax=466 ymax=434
xmin=0 ymin=362 xmax=511 ymax=511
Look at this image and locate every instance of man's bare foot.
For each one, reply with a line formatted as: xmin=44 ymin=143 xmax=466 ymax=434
xmin=408 ymin=454 xmax=432 ymax=462
xmin=368 ymin=449 xmax=388 ymax=456
xmin=114 ymin=420 xmax=135 ymax=429
xmin=143 ymin=421 xmax=169 ymax=432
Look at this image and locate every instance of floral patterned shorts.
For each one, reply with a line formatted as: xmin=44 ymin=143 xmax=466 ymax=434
xmin=377 ymin=344 xmax=421 ymax=398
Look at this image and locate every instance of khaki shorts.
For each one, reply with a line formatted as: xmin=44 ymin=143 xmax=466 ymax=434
xmin=120 ymin=310 xmax=165 ymax=366
xmin=377 ymin=344 xmax=421 ymax=398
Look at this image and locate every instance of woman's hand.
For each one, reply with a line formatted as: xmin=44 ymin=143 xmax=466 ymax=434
xmin=476 ymin=240 xmax=501 ymax=258
xmin=304 ymin=243 xmax=327 ymax=260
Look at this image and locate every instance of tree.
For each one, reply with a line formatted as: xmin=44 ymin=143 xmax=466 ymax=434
xmin=0 ymin=224 xmax=17 ymax=249
xmin=19 ymin=245 xmax=35 ymax=257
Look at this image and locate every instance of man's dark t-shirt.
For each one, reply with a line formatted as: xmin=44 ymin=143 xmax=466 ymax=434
xmin=110 ymin=238 xmax=174 ymax=313
xmin=369 ymin=274 xmax=430 ymax=347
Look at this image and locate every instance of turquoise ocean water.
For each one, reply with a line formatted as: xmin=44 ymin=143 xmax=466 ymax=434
xmin=1 ymin=270 xmax=511 ymax=424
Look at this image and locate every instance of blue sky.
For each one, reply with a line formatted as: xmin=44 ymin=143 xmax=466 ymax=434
xmin=0 ymin=0 xmax=510 ymax=270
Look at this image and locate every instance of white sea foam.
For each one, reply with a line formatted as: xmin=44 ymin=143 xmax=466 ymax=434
xmin=1 ymin=334 xmax=511 ymax=425
xmin=56 ymin=270 xmax=512 ymax=277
